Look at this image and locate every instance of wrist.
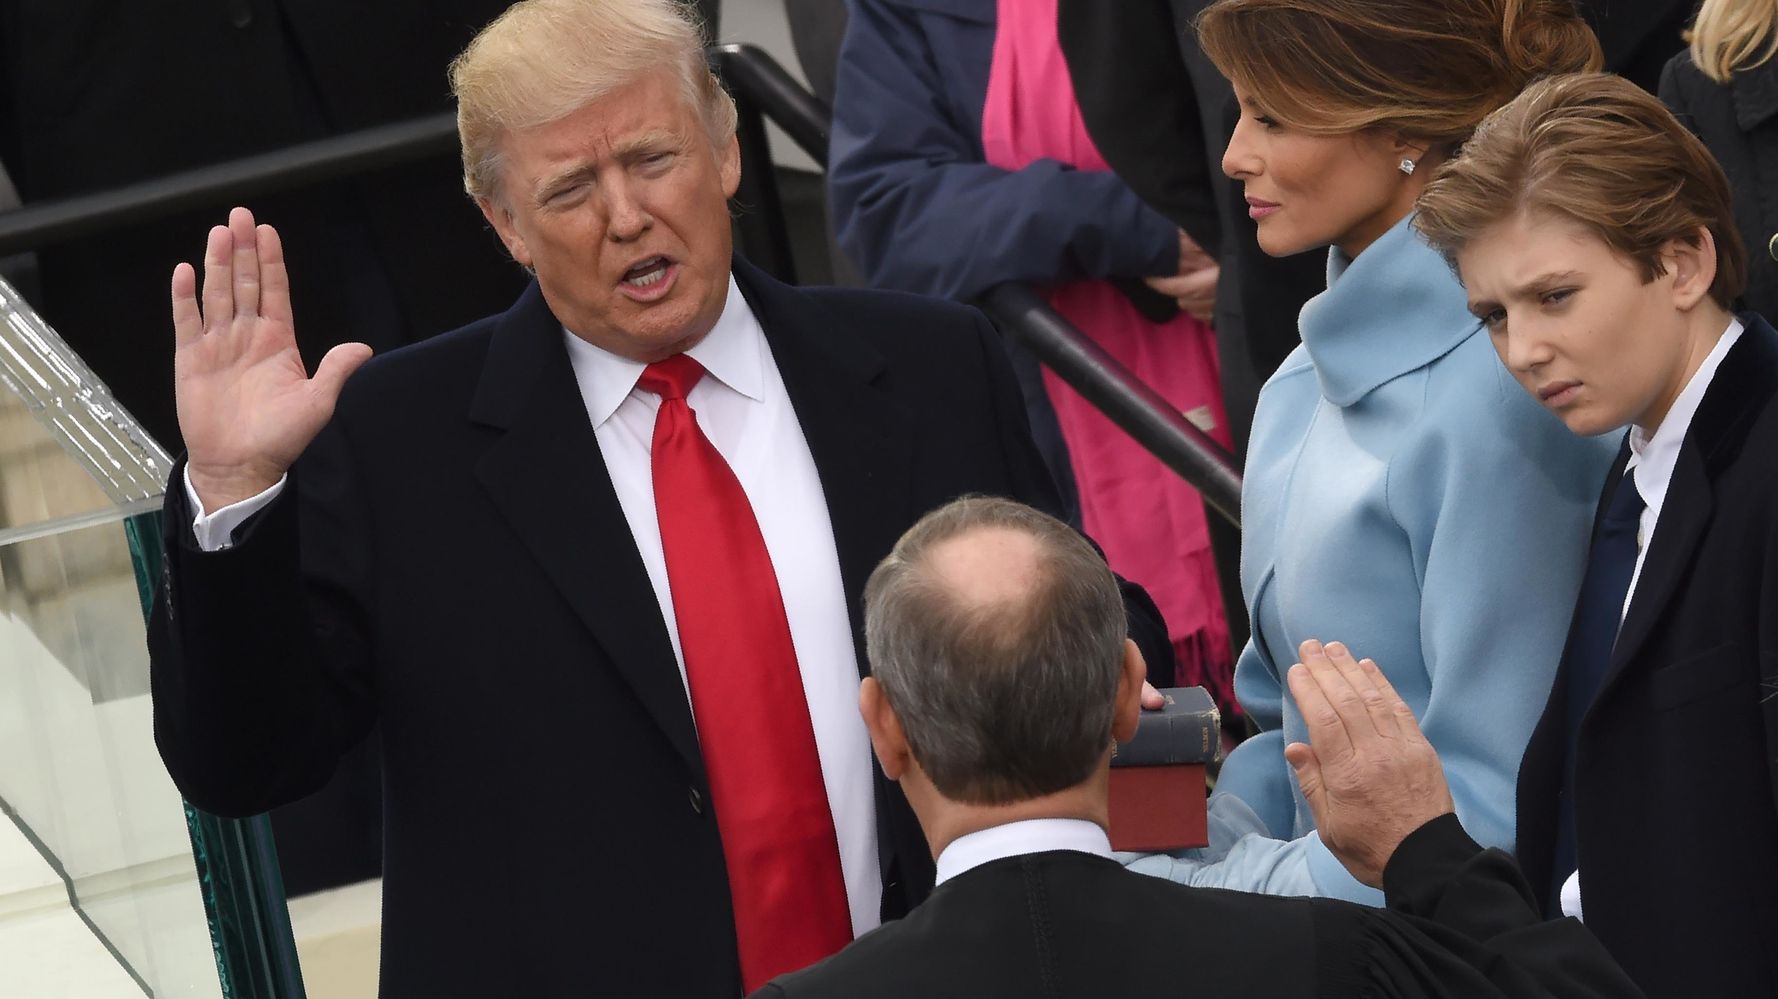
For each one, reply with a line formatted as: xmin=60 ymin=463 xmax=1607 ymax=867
xmin=187 ymin=460 xmax=286 ymax=511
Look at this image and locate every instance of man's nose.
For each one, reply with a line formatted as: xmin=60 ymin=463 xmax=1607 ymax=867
xmin=605 ymin=182 xmax=653 ymax=241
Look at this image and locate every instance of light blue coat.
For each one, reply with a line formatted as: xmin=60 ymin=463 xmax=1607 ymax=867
xmin=1128 ymin=215 xmax=1618 ymax=903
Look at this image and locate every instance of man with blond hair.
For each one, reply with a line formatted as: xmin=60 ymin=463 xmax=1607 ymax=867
xmin=146 ymin=1 xmax=1168 ymax=996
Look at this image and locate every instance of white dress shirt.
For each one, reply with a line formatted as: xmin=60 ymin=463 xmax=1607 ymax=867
xmin=1621 ymin=318 xmax=1745 ymax=619
xmin=186 ymin=275 xmax=882 ymax=937
xmin=1560 ymin=317 xmax=1743 ymax=921
xmin=934 ymin=818 xmax=1114 ymax=886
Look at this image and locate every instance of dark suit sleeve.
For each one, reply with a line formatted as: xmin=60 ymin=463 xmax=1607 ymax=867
xmin=1761 ymin=495 xmax=1778 ymax=834
xmin=1329 ymin=814 xmax=1644 ymax=998
xmin=148 ymin=415 xmax=377 ymax=818
xmin=827 ymin=0 xmax=1179 ymax=302
xmin=967 ymin=307 xmax=1176 ymax=678
xmin=1056 ymin=0 xmax=1221 ymax=256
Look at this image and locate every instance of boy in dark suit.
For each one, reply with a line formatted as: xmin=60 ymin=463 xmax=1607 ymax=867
xmin=1410 ymin=72 xmax=1778 ymax=997
xmin=755 ymin=496 xmax=1640 ymax=999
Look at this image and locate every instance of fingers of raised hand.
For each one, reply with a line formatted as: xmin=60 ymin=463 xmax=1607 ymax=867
xmin=1298 ymin=640 xmax=1374 ymax=739
xmin=201 ymin=224 xmax=234 ymax=330
xmin=1283 ymin=740 xmax=1324 ymax=811
xmin=229 ymin=207 xmax=261 ymax=318
xmin=256 ymin=221 xmax=293 ymax=326
xmin=1287 ymin=660 xmax=1353 ymax=762
xmin=1322 ymin=642 xmax=1400 ymax=739
xmin=1357 ymin=656 xmax=1425 ymax=742
xmin=171 ymin=263 xmax=203 ymax=348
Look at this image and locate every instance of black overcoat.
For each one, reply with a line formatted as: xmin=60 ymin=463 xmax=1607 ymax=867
xmin=1662 ymin=51 xmax=1778 ymax=322
xmin=147 ymin=257 xmax=1170 ymax=997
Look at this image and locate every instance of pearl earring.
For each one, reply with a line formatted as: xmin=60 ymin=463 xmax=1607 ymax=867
xmin=1399 ymin=158 xmax=1417 ymax=176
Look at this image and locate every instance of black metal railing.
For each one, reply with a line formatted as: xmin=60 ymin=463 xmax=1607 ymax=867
xmin=708 ymin=44 xmax=1242 ymax=525
xmin=0 ymin=113 xmax=459 ymax=258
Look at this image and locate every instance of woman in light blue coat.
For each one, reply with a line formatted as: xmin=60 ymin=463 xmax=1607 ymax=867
xmin=1128 ymin=0 xmax=1621 ymax=904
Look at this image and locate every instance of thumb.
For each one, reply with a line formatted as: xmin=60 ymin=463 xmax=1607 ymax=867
xmin=312 ymin=342 xmax=374 ymax=403
xmin=1284 ymin=741 xmax=1326 ymax=823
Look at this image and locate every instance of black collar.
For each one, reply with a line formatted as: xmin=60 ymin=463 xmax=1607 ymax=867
xmin=1732 ymin=57 xmax=1778 ymax=132
xmin=1688 ymin=312 xmax=1778 ymax=478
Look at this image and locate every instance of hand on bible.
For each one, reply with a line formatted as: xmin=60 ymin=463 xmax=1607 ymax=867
xmin=1283 ymin=640 xmax=1455 ymax=888
xmin=172 ymin=207 xmax=373 ymax=510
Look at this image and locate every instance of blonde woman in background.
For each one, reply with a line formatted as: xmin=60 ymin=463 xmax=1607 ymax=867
xmin=1661 ymin=0 xmax=1778 ymax=318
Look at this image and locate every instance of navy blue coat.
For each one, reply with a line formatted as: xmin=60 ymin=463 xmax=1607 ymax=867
xmin=828 ymin=0 xmax=1180 ymax=303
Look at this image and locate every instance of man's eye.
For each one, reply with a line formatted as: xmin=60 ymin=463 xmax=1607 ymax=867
xmin=1542 ymin=288 xmax=1574 ymax=306
xmin=546 ymin=183 xmax=586 ymax=204
xmin=1480 ymin=308 xmax=1506 ymax=330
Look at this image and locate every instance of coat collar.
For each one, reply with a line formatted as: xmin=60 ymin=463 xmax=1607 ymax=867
xmin=1297 ymin=213 xmax=1479 ymax=407
xmin=1733 ymin=56 xmax=1778 ymax=132
xmin=463 ymin=256 xmax=913 ymax=777
xmin=1606 ymin=312 xmax=1778 ymax=683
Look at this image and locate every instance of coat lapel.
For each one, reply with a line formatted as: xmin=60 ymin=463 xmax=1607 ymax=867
xmin=1606 ymin=452 xmax=1711 ymax=678
xmin=468 ymin=283 xmax=703 ymax=778
xmin=1602 ymin=316 xmax=1778 ymax=691
xmin=731 ymin=258 xmax=914 ymax=673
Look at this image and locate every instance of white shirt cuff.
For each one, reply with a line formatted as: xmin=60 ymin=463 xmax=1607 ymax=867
xmin=184 ymin=468 xmax=287 ymax=552
xmin=1560 ymin=869 xmax=1584 ymax=921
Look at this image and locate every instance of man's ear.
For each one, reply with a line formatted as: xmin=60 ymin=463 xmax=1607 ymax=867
xmin=718 ymin=131 xmax=741 ymax=200
xmin=477 ymin=194 xmax=532 ymax=269
xmin=1111 ymin=639 xmax=1146 ymax=744
xmin=1665 ymin=225 xmax=1718 ymax=312
xmin=860 ymin=677 xmax=912 ymax=781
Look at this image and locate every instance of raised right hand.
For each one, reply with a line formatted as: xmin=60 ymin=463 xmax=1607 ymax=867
xmin=1283 ymin=639 xmax=1455 ymax=888
xmin=173 ymin=207 xmax=373 ymax=510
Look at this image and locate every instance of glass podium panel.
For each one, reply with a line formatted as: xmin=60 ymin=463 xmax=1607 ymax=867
xmin=0 ymin=277 xmax=301 ymax=998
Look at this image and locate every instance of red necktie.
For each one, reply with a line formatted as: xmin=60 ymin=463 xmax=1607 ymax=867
xmin=639 ymin=354 xmax=852 ymax=991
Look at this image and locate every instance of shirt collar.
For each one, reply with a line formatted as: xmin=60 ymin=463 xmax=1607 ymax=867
xmin=562 ymin=274 xmax=766 ymax=428
xmin=933 ymin=818 xmax=1112 ymax=886
xmin=1628 ymin=317 xmax=1744 ymax=513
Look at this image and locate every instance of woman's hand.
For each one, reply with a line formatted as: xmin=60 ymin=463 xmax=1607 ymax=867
xmin=1144 ymin=228 xmax=1219 ymax=322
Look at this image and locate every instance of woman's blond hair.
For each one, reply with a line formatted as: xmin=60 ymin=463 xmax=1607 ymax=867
xmin=1688 ymin=0 xmax=1778 ymax=83
xmin=1415 ymin=73 xmax=1747 ymax=310
xmin=448 ymin=0 xmax=738 ymax=203
xmin=1196 ymin=0 xmax=1601 ymax=151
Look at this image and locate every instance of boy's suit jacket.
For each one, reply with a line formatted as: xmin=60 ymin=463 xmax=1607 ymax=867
xmin=1516 ymin=314 xmax=1778 ymax=998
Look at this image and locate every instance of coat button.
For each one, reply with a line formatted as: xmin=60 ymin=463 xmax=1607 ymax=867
xmin=688 ymin=787 xmax=703 ymax=814
xmin=1768 ymin=231 xmax=1778 ymax=263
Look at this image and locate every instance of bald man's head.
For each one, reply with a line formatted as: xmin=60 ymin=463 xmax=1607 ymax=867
xmin=863 ymin=497 xmax=1127 ymax=805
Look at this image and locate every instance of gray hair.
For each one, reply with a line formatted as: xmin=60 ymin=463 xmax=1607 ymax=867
xmin=448 ymin=0 xmax=739 ymax=203
xmin=863 ymin=496 xmax=1127 ymax=805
